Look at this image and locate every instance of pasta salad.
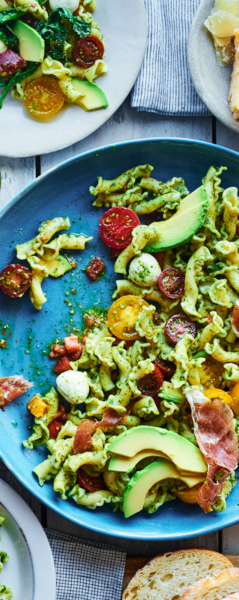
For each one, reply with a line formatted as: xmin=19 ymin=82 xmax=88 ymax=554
xmin=0 ymin=0 xmax=108 ymax=117
xmin=19 ymin=162 xmax=239 ymax=519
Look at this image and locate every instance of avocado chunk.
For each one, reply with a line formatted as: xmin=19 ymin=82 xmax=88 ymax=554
xmin=13 ymin=20 xmax=45 ymax=62
xmin=72 ymin=78 xmax=109 ymax=111
xmin=37 ymin=256 xmax=72 ymax=277
xmin=108 ymin=426 xmax=207 ymax=474
xmin=145 ymin=186 xmax=209 ymax=252
xmin=158 ymin=382 xmax=185 ymax=403
xmin=123 ymin=459 xmax=204 ymax=518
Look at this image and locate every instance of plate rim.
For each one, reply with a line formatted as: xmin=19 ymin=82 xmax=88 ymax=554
xmin=188 ymin=0 xmax=239 ymax=134
xmin=0 ymin=479 xmax=56 ymax=599
xmin=0 ymin=0 xmax=147 ymax=158
xmin=1 ymin=137 xmax=239 ymax=540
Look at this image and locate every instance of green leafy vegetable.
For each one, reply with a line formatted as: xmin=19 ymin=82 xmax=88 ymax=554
xmin=35 ymin=8 xmax=91 ymax=63
xmin=0 ymin=62 xmax=38 ymax=108
xmin=0 ymin=23 xmax=18 ymax=49
xmin=0 ymin=8 xmax=24 ymax=22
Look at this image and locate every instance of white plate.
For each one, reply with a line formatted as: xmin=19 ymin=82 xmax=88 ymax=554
xmin=0 ymin=0 xmax=147 ymax=157
xmin=0 ymin=479 xmax=55 ymax=600
xmin=188 ymin=0 xmax=239 ymax=133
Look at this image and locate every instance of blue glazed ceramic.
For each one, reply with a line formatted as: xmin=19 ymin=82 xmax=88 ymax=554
xmin=0 ymin=139 xmax=239 ymax=540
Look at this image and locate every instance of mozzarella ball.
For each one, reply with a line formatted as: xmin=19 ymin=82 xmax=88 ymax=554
xmin=56 ymin=371 xmax=90 ymax=404
xmin=49 ymin=0 xmax=79 ymax=12
xmin=0 ymin=40 xmax=8 ymax=54
xmin=128 ymin=253 xmax=161 ymax=287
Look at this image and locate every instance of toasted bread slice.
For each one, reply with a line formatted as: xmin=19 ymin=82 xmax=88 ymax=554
xmin=179 ymin=568 xmax=239 ymax=600
xmin=123 ymin=549 xmax=232 ymax=600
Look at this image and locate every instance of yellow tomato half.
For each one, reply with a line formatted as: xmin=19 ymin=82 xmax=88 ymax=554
xmin=203 ymin=388 xmax=233 ymax=408
xmin=107 ymin=295 xmax=149 ymax=340
xmin=229 ymin=383 xmax=239 ymax=416
xmin=174 ymin=483 xmax=202 ymax=504
xmin=24 ymin=76 xmax=65 ymax=118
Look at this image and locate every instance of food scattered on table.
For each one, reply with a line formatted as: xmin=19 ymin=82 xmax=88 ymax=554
xmin=122 ymin=548 xmax=233 ymax=600
xmin=204 ymin=0 xmax=239 ymax=120
xmin=0 ymin=518 xmax=13 ymax=600
xmin=0 ymin=0 xmax=108 ymax=117
xmin=0 ymin=376 xmax=33 ymax=408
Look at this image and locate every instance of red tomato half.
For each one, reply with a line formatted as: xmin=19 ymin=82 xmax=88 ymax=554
xmin=77 ymin=467 xmax=105 ymax=493
xmin=73 ymin=35 xmax=104 ymax=68
xmin=99 ymin=207 xmax=140 ymax=249
xmin=0 ymin=264 xmax=32 ymax=298
xmin=48 ymin=418 xmax=64 ymax=439
xmin=158 ymin=268 xmax=185 ymax=299
xmin=0 ymin=50 xmax=26 ymax=76
xmin=154 ymin=359 xmax=176 ymax=379
xmin=53 ymin=356 xmax=72 ymax=373
xmin=138 ymin=363 xmax=164 ymax=397
xmin=165 ymin=314 xmax=196 ymax=345
xmin=64 ymin=335 xmax=80 ymax=355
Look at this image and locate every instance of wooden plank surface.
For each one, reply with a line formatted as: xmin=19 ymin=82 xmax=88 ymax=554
xmin=0 ymin=99 xmax=238 ymax=555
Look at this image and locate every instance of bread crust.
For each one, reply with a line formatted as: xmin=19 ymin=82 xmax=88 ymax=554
xmin=179 ymin=567 xmax=239 ymax=600
xmin=123 ymin=548 xmax=233 ymax=600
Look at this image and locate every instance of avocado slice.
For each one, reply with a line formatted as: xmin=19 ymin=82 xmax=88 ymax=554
xmin=123 ymin=459 xmax=205 ymax=518
xmin=37 ymin=256 xmax=72 ymax=278
xmin=145 ymin=186 xmax=208 ymax=252
xmin=158 ymin=382 xmax=185 ymax=403
xmin=109 ymin=426 xmax=207 ymax=474
xmin=13 ymin=20 xmax=45 ymax=62
xmin=72 ymin=79 xmax=109 ymax=111
xmin=109 ymin=449 xmax=167 ymax=473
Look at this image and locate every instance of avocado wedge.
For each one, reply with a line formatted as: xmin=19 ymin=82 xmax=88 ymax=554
xmin=108 ymin=426 xmax=207 ymax=474
xmin=72 ymin=79 xmax=108 ymax=111
xmin=13 ymin=20 xmax=44 ymax=62
xmin=123 ymin=459 xmax=205 ymax=518
xmin=109 ymin=449 xmax=167 ymax=473
xmin=145 ymin=185 xmax=208 ymax=252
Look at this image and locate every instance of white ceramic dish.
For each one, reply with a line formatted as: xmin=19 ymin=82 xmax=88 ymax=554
xmin=188 ymin=0 xmax=239 ymax=134
xmin=0 ymin=479 xmax=55 ymax=600
xmin=0 ymin=0 xmax=147 ymax=158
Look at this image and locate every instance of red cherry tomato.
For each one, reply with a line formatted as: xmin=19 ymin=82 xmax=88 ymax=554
xmin=77 ymin=467 xmax=105 ymax=492
xmin=53 ymin=356 xmax=73 ymax=373
xmin=109 ymin=248 xmax=121 ymax=259
xmin=73 ymin=35 xmax=104 ymax=68
xmin=64 ymin=335 xmax=80 ymax=355
xmin=165 ymin=314 xmax=196 ymax=345
xmin=154 ymin=359 xmax=176 ymax=379
xmin=138 ymin=363 xmax=164 ymax=397
xmin=99 ymin=207 xmax=140 ymax=250
xmin=48 ymin=418 xmax=64 ymax=439
xmin=112 ymin=336 xmax=133 ymax=348
xmin=152 ymin=251 xmax=165 ymax=269
xmin=158 ymin=268 xmax=185 ymax=299
xmin=0 ymin=50 xmax=27 ymax=76
xmin=0 ymin=264 xmax=32 ymax=298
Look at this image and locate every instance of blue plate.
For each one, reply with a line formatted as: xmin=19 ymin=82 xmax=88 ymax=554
xmin=0 ymin=138 xmax=239 ymax=540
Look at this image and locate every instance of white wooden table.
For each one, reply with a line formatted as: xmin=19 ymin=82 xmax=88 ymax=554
xmin=0 ymin=98 xmax=239 ymax=556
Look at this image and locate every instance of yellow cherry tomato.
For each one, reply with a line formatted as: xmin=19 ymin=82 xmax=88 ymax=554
xmin=24 ymin=76 xmax=65 ymax=118
xmin=107 ymin=295 xmax=149 ymax=340
xmin=229 ymin=383 xmax=239 ymax=416
xmin=197 ymin=357 xmax=223 ymax=389
xmin=174 ymin=483 xmax=202 ymax=504
xmin=203 ymin=388 xmax=233 ymax=408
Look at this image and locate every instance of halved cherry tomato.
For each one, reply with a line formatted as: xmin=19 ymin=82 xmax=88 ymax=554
xmin=112 ymin=336 xmax=133 ymax=348
xmin=24 ymin=76 xmax=65 ymax=118
xmin=203 ymin=388 xmax=233 ymax=408
xmin=0 ymin=50 xmax=26 ymax=76
xmin=107 ymin=296 xmax=149 ymax=340
xmin=53 ymin=356 xmax=72 ymax=373
xmin=154 ymin=359 xmax=176 ymax=379
xmin=77 ymin=467 xmax=105 ymax=492
xmin=165 ymin=314 xmax=196 ymax=345
xmin=174 ymin=484 xmax=202 ymax=504
xmin=196 ymin=357 xmax=223 ymax=389
xmin=99 ymin=207 xmax=140 ymax=250
xmin=158 ymin=268 xmax=185 ymax=299
xmin=73 ymin=35 xmax=104 ymax=68
xmin=64 ymin=335 xmax=80 ymax=355
xmin=109 ymin=248 xmax=121 ymax=259
xmin=48 ymin=418 xmax=64 ymax=439
xmin=152 ymin=251 xmax=165 ymax=269
xmin=138 ymin=363 xmax=164 ymax=397
xmin=229 ymin=383 xmax=239 ymax=416
xmin=0 ymin=264 xmax=32 ymax=298
xmin=59 ymin=404 xmax=68 ymax=421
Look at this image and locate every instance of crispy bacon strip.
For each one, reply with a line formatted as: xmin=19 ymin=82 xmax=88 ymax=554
xmin=74 ymin=402 xmax=134 ymax=455
xmin=0 ymin=376 xmax=33 ymax=408
xmin=185 ymin=387 xmax=239 ymax=513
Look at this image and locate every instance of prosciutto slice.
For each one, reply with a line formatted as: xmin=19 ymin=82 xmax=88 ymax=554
xmin=74 ymin=403 xmax=134 ymax=455
xmin=185 ymin=387 xmax=239 ymax=513
xmin=0 ymin=376 xmax=33 ymax=408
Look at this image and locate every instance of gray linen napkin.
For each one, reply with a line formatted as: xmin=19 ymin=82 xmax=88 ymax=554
xmin=45 ymin=528 xmax=126 ymax=600
xmin=132 ymin=0 xmax=210 ymax=116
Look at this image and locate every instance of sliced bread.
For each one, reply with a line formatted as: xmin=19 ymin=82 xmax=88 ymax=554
xmin=179 ymin=568 xmax=239 ymax=600
xmin=123 ymin=549 xmax=233 ymax=600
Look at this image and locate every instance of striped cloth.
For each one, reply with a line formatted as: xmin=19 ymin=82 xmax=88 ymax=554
xmin=131 ymin=0 xmax=210 ymax=116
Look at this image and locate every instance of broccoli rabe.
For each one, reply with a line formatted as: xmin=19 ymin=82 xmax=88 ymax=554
xmin=0 ymin=553 xmax=9 ymax=573
xmin=0 ymin=585 xmax=13 ymax=600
